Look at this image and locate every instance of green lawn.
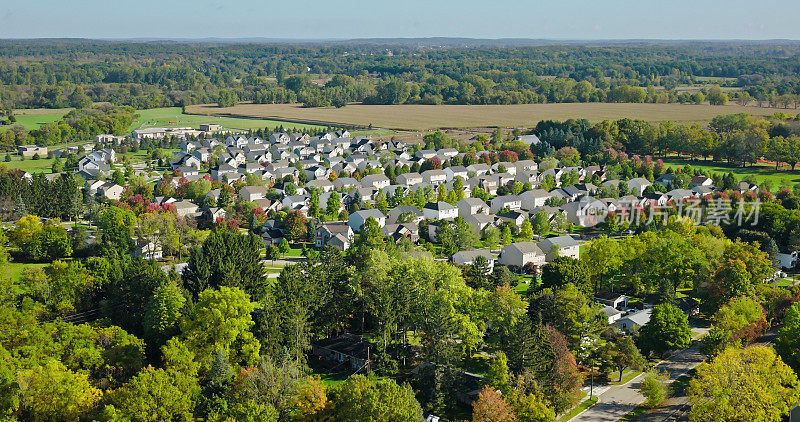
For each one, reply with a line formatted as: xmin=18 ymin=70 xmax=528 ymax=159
xmin=7 ymin=108 xmax=73 ymax=130
xmin=661 ymin=156 xmax=800 ymax=189
xmin=2 ymin=156 xmax=57 ymax=173
xmin=6 ymin=262 xmax=46 ymax=283
xmin=131 ymin=107 xmax=327 ymax=133
xmin=772 ymin=278 xmax=796 ymax=288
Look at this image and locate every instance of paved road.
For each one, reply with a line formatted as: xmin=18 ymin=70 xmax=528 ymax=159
xmin=569 ymin=345 xmax=706 ymax=422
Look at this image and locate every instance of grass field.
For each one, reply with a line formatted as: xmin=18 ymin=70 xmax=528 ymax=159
xmin=130 ymin=107 xmax=327 ymax=133
xmin=8 ymin=108 xmax=73 ymax=130
xmin=185 ymin=102 xmax=794 ymax=131
xmin=661 ymin=157 xmax=800 ymax=188
xmin=6 ymin=262 xmax=46 ymax=283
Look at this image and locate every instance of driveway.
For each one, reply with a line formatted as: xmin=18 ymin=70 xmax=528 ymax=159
xmin=569 ymin=345 xmax=706 ymax=422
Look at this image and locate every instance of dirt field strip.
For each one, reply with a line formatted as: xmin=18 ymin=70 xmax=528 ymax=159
xmin=185 ymin=102 xmax=793 ymax=131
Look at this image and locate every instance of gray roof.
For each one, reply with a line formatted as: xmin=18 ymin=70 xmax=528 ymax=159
xmin=619 ymin=309 xmax=652 ymax=327
xmin=539 ymin=235 xmax=579 ymax=249
xmin=503 ymin=241 xmax=545 ymax=255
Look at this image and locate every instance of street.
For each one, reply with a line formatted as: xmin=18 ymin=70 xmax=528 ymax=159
xmin=569 ymin=345 xmax=706 ymax=422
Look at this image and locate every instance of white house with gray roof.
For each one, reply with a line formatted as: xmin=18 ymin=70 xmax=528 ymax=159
xmin=498 ymin=241 xmax=546 ymax=269
xmin=348 ymin=209 xmax=386 ymax=232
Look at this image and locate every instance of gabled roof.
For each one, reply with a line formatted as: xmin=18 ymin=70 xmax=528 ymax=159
xmin=502 ymin=241 xmax=545 ymax=255
xmin=424 ymin=201 xmax=457 ymax=211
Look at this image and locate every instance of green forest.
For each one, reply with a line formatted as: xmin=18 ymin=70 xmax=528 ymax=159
xmin=1 ymin=40 xmax=800 ymax=111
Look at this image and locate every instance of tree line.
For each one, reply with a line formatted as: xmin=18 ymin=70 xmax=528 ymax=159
xmin=3 ymin=40 xmax=800 ymax=110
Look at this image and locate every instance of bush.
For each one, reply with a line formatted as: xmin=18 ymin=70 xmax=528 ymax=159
xmin=639 ymin=370 xmax=669 ymax=408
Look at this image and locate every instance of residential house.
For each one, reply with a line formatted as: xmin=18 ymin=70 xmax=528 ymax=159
xmin=464 ymin=214 xmax=496 ymax=232
xmin=307 ymin=178 xmax=334 ymax=192
xmin=172 ymin=201 xmax=200 ymax=218
xmin=456 ymin=198 xmax=489 ymax=218
xmin=498 ymin=241 xmax=546 ymax=269
xmin=333 ymin=177 xmax=360 ymax=191
xmin=387 ymin=205 xmax=424 ymax=224
xmin=239 ymin=186 xmax=267 ymax=202
xmin=444 ymin=166 xmax=469 ymax=182
xmin=616 ymin=309 xmax=652 ymax=332
xmin=627 ymin=177 xmax=652 ymax=196
xmin=17 ymin=145 xmax=48 ymax=158
xmin=315 ymin=224 xmax=354 ymax=250
xmin=452 ymin=249 xmax=495 ymax=272
xmin=689 ymin=175 xmax=713 ymax=188
xmin=97 ymin=183 xmax=124 ymax=200
xmin=537 ymin=235 xmax=580 ymax=261
xmin=348 ymin=209 xmax=386 ymax=232
xmin=519 ymin=189 xmax=553 ymax=210
xmin=423 ymin=201 xmax=458 ymax=221
xmin=490 ymin=195 xmax=522 ymax=214
xmin=361 ymin=174 xmax=391 ymax=190
xmin=422 ymin=169 xmax=447 ymax=186
xmin=311 ymin=334 xmax=375 ymax=370
xmin=466 ymin=163 xmax=490 ymax=176
xmin=397 ymin=172 xmax=423 ymax=187
xmin=561 ymin=197 xmax=608 ymax=226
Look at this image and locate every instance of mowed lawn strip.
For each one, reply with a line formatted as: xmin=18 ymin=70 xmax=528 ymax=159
xmin=186 ymin=102 xmax=792 ymax=131
xmin=661 ymin=157 xmax=800 ymax=187
xmin=130 ymin=107 xmax=327 ymax=132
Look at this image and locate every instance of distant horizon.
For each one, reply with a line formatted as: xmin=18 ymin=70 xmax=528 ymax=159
xmin=2 ymin=0 xmax=799 ymax=40
xmin=2 ymin=37 xmax=800 ymax=44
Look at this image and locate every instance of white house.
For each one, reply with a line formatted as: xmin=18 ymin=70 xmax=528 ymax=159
xmin=423 ymin=201 xmax=458 ymax=221
xmin=239 ymin=186 xmax=267 ymax=202
xmin=616 ymin=309 xmax=652 ymax=332
xmin=348 ymin=209 xmax=386 ymax=232
xmin=444 ymin=166 xmax=469 ymax=182
xmin=361 ymin=174 xmax=391 ymax=190
xmin=456 ymin=198 xmax=489 ymax=218
xmin=626 ymin=177 xmax=652 ymax=196
xmin=561 ymin=197 xmax=608 ymax=227
xmin=98 ymin=183 xmax=124 ymax=201
xmin=422 ymin=170 xmax=447 ymax=186
xmin=490 ymin=195 xmax=522 ymax=214
xmin=537 ymin=235 xmax=580 ymax=261
xmin=498 ymin=241 xmax=546 ymax=269
xmin=519 ymin=189 xmax=553 ymax=210
xmin=452 ymin=249 xmax=495 ymax=272
xmin=397 ymin=172 xmax=423 ymax=187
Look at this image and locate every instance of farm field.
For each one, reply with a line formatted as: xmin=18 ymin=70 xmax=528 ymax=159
xmin=660 ymin=157 xmax=800 ymax=188
xmin=8 ymin=108 xmax=73 ymax=130
xmin=185 ymin=102 xmax=793 ymax=131
xmin=130 ymin=107 xmax=326 ymax=132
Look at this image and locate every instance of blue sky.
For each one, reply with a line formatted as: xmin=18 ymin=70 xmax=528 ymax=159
xmin=1 ymin=0 xmax=798 ymax=40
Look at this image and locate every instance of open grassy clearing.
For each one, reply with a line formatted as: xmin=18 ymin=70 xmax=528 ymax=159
xmin=130 ymin=107 xmax=327 ymax=132
xmin=660 ymin=157 xmax=800 ymax=188
xmin=6 ymin=262 xmax=46 ymax=283
xmin=186 ymin=102 xmax=792 ymax=131
xmin=6 ymin=108 xmax=73 ymax=131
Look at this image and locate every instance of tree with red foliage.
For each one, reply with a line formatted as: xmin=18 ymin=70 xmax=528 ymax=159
xmin=542 ymin=325 xmax=583 ymax=413
xmin=499 ymin=150 xmax=519 ymax=163
xmin=421 ymin=156 xmax=442 ymax=171
xmin=471 ymin=386 xmax=516 ymax=422
xmin=284 ymin=210 xmax=308 ymax=243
